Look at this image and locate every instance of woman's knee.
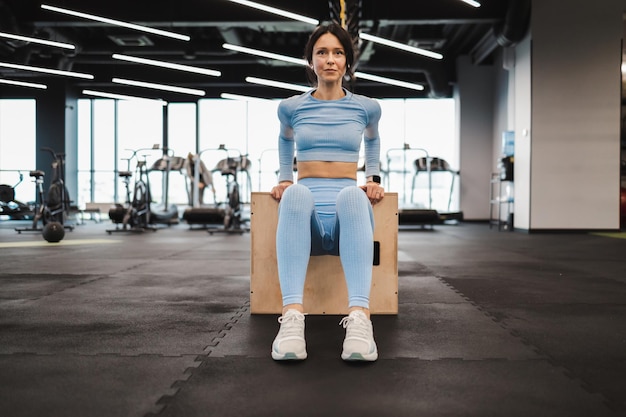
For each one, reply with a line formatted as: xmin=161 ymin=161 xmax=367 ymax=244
xmin=279 ymin=184 xmax=314 ymax=214
xmin=336 ymin=186 xmax=374 ymax=226
xmin=336 ymin=186 xmax=369 ymax=208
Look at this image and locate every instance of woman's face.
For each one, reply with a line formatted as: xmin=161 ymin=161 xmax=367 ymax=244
xmin=310 ymin=32 xmax=347 ymax=85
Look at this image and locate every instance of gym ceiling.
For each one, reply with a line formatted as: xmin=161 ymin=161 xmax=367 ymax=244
xmin=0 ymin=0 xmax=529 ymax=102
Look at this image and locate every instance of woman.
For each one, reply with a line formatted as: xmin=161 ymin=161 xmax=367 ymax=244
xmin=270 ymin=23 xmax=384 ymax=362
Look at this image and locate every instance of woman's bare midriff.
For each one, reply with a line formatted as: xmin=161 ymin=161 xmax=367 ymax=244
xmin=296 ymin=161 xmax=357 ymax=180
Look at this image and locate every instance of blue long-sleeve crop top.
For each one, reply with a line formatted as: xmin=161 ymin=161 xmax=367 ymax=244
xmin=277 ymin=89 xmax=381 ymax=183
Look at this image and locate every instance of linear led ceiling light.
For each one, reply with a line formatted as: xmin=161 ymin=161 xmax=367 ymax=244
xmin=112 ymin=54 xmax=221 ymax=76
xmin=245 ymin=76 xmax=310 ymax=92
xmin=222 ymin=44 xmax=307 ymax=66
xmin=226 ymin=0 xmax=319 ymax=25
xmin=41 ymin=4 xmax=191 ymax=41
xmin=0 ymin=61 xmax=94 ymax=79
xmin=220 ymin=92 xmax=270 ymax=101
xmin=112 ymin=78 xmax=205 ymax=96
xmin=230 ymin=46 xmax=423 ymax=92
xmin=0 ymin=31 xmax=75 ymax=50
xmin=82 ymin=89 xmax=167 ymax=105
xmin=359 ymin=33 xmax=443 ymax=60
xmin=0 ymin=78 xmax=48 ymax=89
xmin=460 ymin=0 xmax=481 ymax=7
xmin=355 ymin=72 xmax=424 ymax=91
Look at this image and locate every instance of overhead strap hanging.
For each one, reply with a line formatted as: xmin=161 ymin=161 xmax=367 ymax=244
xmin=329 ymin=0 xmax=363 ymax=70
xmin=329 ymin=0 xmax=361 ymax=42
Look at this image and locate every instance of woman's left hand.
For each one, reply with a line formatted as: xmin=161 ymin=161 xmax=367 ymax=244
xmin=361 ymin=182 xmax=384 ymax=205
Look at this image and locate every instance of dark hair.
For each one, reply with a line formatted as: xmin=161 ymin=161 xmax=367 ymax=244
xmin=303 ymin=23 xmax=356 ymax=87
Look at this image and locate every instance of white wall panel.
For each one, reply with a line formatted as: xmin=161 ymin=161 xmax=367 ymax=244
xmin=530 ymin=0 xmax=622 ymax=230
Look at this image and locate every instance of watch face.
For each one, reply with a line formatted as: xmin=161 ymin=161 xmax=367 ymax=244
xmin=372 ymin=175 xmax=381 ymax=184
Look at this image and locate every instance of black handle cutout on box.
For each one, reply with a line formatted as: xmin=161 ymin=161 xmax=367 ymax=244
xmin=373 ymin=241 xmax=380 ymax=265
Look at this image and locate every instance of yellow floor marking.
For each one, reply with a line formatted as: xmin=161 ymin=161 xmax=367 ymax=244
xmin=0 ymin=239 xmax=121 ymax=248
xmin=591 ymin=232 xmax=626 ymax=240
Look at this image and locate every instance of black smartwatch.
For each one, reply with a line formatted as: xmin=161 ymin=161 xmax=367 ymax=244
xmin=370 ymin=175 xmax=381 ymax=184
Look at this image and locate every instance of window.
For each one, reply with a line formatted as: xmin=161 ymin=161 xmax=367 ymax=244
xmin=77 ymin=99 xmax=92 ymax=207
xmin=167 ymin=102 xmax=197 ymax=205
xmin=71 ymin=97 xmax=458 ymax=211
xmin=381 ymin=98 xmax=458 ymax=211
xmin=90 ymin=99 xmax=117 ymax=203
xmin=198 ymin=99 xmax=256 ymax=203
xmin=117 ymin=100 xmax=163 ymax=204
xmin=0 ymin=100 xmax=36 ymax=207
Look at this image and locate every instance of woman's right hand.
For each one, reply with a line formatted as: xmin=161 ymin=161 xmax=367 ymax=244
xmin=270 ymin=181 xmax=292 ymax=201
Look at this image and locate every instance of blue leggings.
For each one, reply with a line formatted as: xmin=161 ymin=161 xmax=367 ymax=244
xmin=276 ymin=178 xmax=375 ymax=308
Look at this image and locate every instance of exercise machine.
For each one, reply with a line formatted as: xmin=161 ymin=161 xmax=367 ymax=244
xmin=0 ymin=170 xmax=33 ymax=220
xmin=15 ymin=147 xmax=74 ymax=234
xmin=384 ymin=144 xmax=463 ymax=227
xmin=106 ymin=146 xmax=158 ymax=234
xmin=183 ymin=151 xmax=216 ymax=207
xmin=411 ymin=156 xmax=461 ymax=214
xmin=215 ymin=149 xmax=252 ymax=233
xmin=149 ymin=147 xmax=184 ymax=225
xmin=14 ymin=170 xmax=45 ymax=232
xmin=182 ymin=148 xmax=220 ymax=228
xmin=107 ymin=153 xmax=134 ymax=225
xmin=182 ymin=144 xmax=249 ymax=234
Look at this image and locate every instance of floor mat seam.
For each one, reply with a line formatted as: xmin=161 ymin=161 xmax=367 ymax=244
xmin=144 ymin=300 xmax=250 ymax=416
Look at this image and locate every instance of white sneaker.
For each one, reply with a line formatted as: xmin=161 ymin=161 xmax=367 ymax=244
xmin=271 ymin=309 xmax=307 ymax=360
xmin=339 ymin=310 xmax=378 ymax=361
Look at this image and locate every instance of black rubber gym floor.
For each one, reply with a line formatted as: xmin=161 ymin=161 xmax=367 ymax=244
xmin=1 ymin=219 xmax=625 ymax=416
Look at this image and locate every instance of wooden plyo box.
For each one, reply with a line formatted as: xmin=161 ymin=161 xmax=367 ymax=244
xmin=250 ymin=192 xmax=398 ymax=315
